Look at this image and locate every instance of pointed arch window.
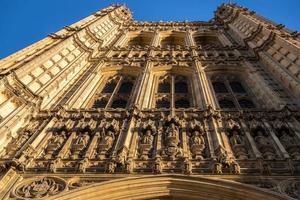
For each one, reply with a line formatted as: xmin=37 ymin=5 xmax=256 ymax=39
xmin=92 ymin=99 xmax=108 ymax=108
xmin=156 ymin=99 xmax=170 ymax=108
xmin=155 ymin=75 xmax=192 ymax=109
xmin=238 ymin=99 xmax=255 ymax=108
xmin=175 ymin=81 xmax=188 ymax=93
xmin=111 ymin=99 xmax=127 ymax=108
xmin=219 ymin=99 xmax=236 ymax=109
xmin=158 ymin=82 xmax=171 ymax=93
xmin=212 ymin=82 xmax=228 ymax=93
xmin=211 ymin=76 xmax=256 ymax=110
xmin=175 ymin=99 xmax=190 ymax=108
xmin=118 ymin=82 xmax=133 ymax=94
xmin=91 ymin=76 xmax=136 ymax=109
xmin=230 ymin=82 xmax=246 ymax=93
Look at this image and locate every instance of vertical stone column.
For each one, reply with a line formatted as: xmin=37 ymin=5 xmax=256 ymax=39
xmin=185 ymin=30 xmax=195 ymax=47
xmin=263 ymin=121 xmax=290 ymax=159
xmin=194 ymin=60 xmax=217 ymax=109
xmin=151 ymin=30 xmax=160 ymax=47
xmin=240 ymin=121 xmax=262 ymax=158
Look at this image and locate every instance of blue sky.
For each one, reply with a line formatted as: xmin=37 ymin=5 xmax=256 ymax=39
xmin=1 ymin=0 xmax=299 ymax=58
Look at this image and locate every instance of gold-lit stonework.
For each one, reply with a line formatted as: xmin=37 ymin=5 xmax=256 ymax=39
xmin=0 ymin=3 xmax=300 ymax=200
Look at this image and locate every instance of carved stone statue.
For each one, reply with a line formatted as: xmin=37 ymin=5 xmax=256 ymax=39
xmin=98 ymin=130 xmax=115 ymax=159
xmin=279 ymin=130 xmax=300 ymax=160
xmin=229 ymin=130 xmax=248 ymax=160
xmin=189 ymin=130 xmax=205 ymax=159
xmin=141 ymin=130 xmax=154 ymax=145
xmin=164 ymin=122 xmax=181 ymax=160
xmin=44 ymin=131 xmax=67 ymax=159
xmin=254 ymin=130 xmax=276 ymax=160
xmin=125 ymin=158 xmax=133 ymax=173
xmin=105 ymin=160 xmax=116 ymax=174
xmin=182 ymin=158 xmax=192 ymax=174
xmin=3 ymin=131 xmax=32 ymax=158
xmin=153 ymin=156 xmax=163 ymax=174
xmin=139 ymin=129 xmax=154 ymax=160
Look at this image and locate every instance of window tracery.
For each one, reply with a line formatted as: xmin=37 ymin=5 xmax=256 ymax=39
xmin=211 ymin=75 xmax=256 ymax=109
xmin=91 ymin=75 xmax=136 ymax=109
xmin=155 ymin=75 xmax=192 ymax=109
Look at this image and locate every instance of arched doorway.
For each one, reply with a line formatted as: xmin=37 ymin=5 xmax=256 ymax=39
xmin=48 ymin=175 xmax=289 ymax=200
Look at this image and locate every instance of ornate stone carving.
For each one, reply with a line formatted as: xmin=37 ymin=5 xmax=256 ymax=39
xmin=188 ymin=119 xmax=206 ymax=159
xmin=274 ymin=121 xmax=300 ymax=160
xmin=13 ymin=177 xmax=66 ymax=199
xmin=138 ymin=120 xmax=156 ymax=160
xmin=226 ymin=119 xmax=248 ymax=159
xmin=279 ymin=179 xmax=300 ymax=199
xmin=97 ymin=119 xmax=120 ymax=159
xmin=69 ymin=131 xmax=90 ymax=159
xmin=44 ymin=131 xmax=67 ymax=159
xmin=213 ymin=146 xmax=240 ymax=174
xmin=251 ymin=121 xmax=276 ymax=160
xmin=152 ymin=156 xmax=163 ymax=174
xmin=162 ymin=117 xmax=183 ymax=160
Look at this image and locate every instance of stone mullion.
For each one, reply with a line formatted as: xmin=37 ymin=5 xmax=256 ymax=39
xmin=194 ymin=60 xmax=217 ymax=109
xmin=84 ymin=132 xmax=100 ymax=159
xmin=57 ymin=132 xmax=76 ymax=159
xmin=240 ymin=121 xmax=262 ymax=158
xmin=263 ymin=121 xmax=290 ymax=159
xmin=105 ymin=77 xmax=123 ymax=108
xmin=224 ymin=79 xmax=241 ymax=109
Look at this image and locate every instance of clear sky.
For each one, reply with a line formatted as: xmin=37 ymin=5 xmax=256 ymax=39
xmin=1 ymin=0 xmax=299 ymax=59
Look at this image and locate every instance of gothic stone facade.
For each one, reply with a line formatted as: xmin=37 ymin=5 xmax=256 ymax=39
xmin=0 ymin=3 xmax=300 ymax=200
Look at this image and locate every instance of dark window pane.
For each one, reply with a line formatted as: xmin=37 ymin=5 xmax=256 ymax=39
xmin=156 ymin=100 xmax=170 ymax=108
xmin=111 ymin=99 xmax=127 ymax=108
xmin=219 ymin=99 xmax=235 ymax=108
xmin=239 ymin=99 xmax=255 ymax=108
xmin=230 ymin=82 xmax=246 ymax=93
xmin=175 ymin=82 xmax=188 ymax=93
xmin=158 ymin=82 xmax=170 ymax=93
xmin=92 ymin=99 xmax=107 ymax=108
xmin=175 ymin=99 xmax=190 ymax=108
xmin=102 ymin=82 xmax=116 ymax=93
xmin=118 ymin=82 xmax=133 ymax=94
xmin=212 ymin=82 xmax=228 ymax=93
